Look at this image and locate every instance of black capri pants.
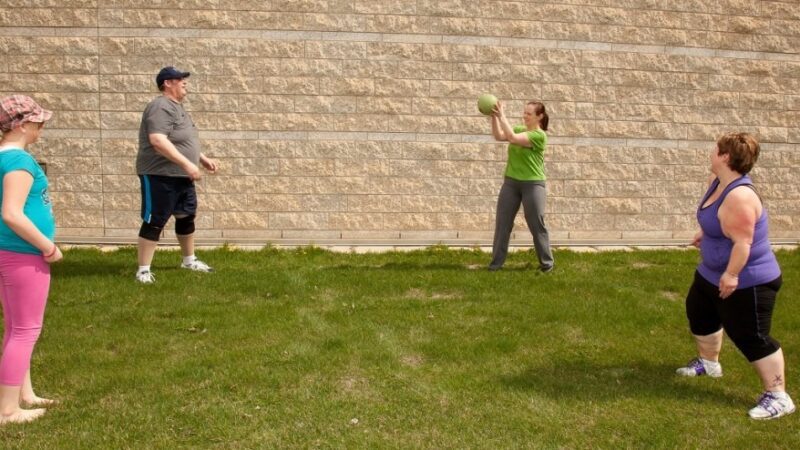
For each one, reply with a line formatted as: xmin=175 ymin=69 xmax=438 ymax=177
xmin=685 ymin=270 xmax=782 ymax=362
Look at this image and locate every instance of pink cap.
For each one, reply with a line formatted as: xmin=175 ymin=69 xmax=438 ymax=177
xmin=0 ymin=95 xmax=53 ymax=132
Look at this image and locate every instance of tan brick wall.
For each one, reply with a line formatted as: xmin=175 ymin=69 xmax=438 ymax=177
xmin=2 ymin=1 xmax=799 ymax=244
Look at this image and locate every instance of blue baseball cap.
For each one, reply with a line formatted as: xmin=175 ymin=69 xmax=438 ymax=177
xmin=156 ymin=66 xmax=190 ymax=88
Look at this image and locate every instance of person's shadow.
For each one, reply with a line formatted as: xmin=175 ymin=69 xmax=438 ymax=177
xmin=325 ymin=261 xmax=536 ymax=272
xmin=50 ymin=257 xmax=130 ymax=279
xmin=498 ymin=358 xmax=750 ymax=406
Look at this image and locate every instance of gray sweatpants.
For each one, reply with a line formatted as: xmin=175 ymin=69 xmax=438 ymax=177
xmin=489 ymin=177 xmax=554 ymax=270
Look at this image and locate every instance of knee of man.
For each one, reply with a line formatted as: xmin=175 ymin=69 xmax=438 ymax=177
xmin=175 ymin=215 xmax=196 ymax=236
xmin=139 ymin=222 xmax=163 ymax=241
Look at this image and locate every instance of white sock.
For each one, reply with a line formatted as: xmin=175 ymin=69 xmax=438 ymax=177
xmin=183 ymin=255 xmax=196 ymax=265
xmin=138 ymin=265 xmax=150 ymax=273
xmin=770 ymin=390 xmax=788 ymax=399
xmin=700 ymin=358 xmax=720 ymax=368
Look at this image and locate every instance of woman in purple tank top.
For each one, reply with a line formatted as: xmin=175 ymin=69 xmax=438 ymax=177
xmin=675 ymin=132 xmax=794 ymax=420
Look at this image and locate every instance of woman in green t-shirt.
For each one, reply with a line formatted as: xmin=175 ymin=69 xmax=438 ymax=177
xmin=487 ymin=100 xmax=554 ymax=272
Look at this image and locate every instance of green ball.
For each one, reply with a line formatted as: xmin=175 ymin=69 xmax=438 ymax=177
xmin=477 ymin=94 xmax=497 ymax=115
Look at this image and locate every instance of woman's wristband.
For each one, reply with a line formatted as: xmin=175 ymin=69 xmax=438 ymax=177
xmin=44 ymin=244 xmax=57 ymax=258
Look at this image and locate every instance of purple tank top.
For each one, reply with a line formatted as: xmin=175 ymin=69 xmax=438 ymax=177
xmin=696 ymin=175 xmax=780 ymax=288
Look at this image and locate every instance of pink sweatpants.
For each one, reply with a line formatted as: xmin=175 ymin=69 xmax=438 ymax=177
xmin=0 ymin=250 xmax=50 ymax=386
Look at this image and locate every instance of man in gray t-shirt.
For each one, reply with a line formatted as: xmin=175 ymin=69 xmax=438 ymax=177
xmin=134 ymin=66 xmax=219 ymax=284
xmin=137 ymin=95 xmax=201 ymax=177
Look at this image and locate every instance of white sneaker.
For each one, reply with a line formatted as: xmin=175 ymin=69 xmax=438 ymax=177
xmin=181 ymin=259 xmax=214 ymax=273
xmin=748 ymin=391 xmax=796 ymax=420
xmin=676 ymin=357 xmax=722 ymax=378
xmin=135 ymin=270 xmax=155 ymax=284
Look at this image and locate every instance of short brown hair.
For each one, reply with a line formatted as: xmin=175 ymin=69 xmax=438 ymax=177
xmin=717 ymin=132 xmax=759 ymax=174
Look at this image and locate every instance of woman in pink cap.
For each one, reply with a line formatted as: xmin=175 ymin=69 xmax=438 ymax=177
xmin=0 ymin=95 xmax=61 ymax=424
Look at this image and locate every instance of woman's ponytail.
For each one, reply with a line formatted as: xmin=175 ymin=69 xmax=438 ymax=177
xmin=529 ymin=101 xmax=548 ymax=131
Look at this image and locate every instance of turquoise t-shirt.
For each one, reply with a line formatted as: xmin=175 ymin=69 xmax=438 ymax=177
xmin=504 ymin=125 xmax=547 ymax=181
xmin=0 ymin=149 xmax=55 ymax=254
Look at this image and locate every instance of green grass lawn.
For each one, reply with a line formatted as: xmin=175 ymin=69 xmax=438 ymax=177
xmin=1 ymin=246 xmax=798 ymax=448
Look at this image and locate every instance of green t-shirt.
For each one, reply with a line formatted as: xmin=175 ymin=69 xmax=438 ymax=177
xmin=504 ymin=125 xmax=547 ymax=181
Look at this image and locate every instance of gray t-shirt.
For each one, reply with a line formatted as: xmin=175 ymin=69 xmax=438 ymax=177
xmin=136 ymin=96 xmax=200 ymax=177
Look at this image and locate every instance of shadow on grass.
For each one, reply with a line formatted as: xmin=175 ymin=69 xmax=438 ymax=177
xmin=499 ymin=358 xmax=750 ymax=406
xmin=52 ymin=259 xmax=186 ymax=279
xmin=326 ymin=262 xmax=473 ymax=271
xmin=51 ymin=260 xmax=131 ymax=278
xmin=325 ymin=262 xmax=535 ymax=272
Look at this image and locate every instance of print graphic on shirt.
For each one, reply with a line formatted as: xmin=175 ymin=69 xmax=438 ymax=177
xmin=41 ymin=187 xmax=51 ymax=207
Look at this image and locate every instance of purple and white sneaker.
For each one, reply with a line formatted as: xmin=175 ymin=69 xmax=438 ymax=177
xmin=675 ymin=357 xmax=722 ymax=378
xmin=748 ymin=391 xmax=796 ymax=420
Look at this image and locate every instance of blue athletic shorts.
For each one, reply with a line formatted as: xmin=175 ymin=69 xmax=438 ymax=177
xmin=139 ymin=174 xmax=197 ymax=227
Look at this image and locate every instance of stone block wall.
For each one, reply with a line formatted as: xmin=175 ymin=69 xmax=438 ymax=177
xmin=2 ymin=1 xmax=799 ymax=245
